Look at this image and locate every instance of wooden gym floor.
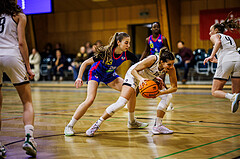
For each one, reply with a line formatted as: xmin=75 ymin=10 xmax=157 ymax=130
xmin=1 ymin=83 xmax=240 ymax=159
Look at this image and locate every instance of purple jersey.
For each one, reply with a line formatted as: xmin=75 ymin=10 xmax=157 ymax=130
xmin=148 ymin=34 xmax=164 ymax=56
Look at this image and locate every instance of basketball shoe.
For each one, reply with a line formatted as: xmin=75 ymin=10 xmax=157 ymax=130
xmin=127 ymin=120 xmax=149 ymax=129
xmin=0 ymin=142 xmax=6 ymax=158
xmin=152 ymin=125 xmax=173 ymax=135
xmin=64 ymin=126 xmax=75 ymax=136
xmin=231 ymin=93 xmax=240 ymax=113
xmin=22 ymin=134 xmax=37 ymax=157
xmin=86 ymin=123 xmax=100 ymax=137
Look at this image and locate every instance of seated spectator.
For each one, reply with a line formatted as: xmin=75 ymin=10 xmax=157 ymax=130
xmin=174 ymin=41 xmax=194 ymax=84
xmin=29 ymin=48 xmax=41 ymax=81
xmin=85 ymin=41 xmax=93 ymax=55
xmin=53 ymin=49 xmax=66 ymax=81
xmin=95 ymin=40 xmax=103 ymax=47
xmin=41 ymin=43 xmax=54 ymax=81
xmin=72 ymin=46 xmax=88 ymax=80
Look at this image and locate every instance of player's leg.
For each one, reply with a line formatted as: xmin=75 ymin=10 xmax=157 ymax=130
xmin=64 ymin=80 xmax=99 ymax=136
xmin=15 ymin=83 xmax=37 ymax=157
xmin=230 ymin=62 xmax=240 ymax=113
xmin=152 ymin=93 xmax=173 ymax=135
xmin=86 ymin=85 xmax=134 ymax=137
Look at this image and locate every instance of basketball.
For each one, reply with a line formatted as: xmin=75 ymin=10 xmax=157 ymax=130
xmin=139 ymin=80 xmax=159 ymax=98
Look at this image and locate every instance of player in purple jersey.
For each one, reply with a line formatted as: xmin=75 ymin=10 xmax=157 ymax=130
xmin=64 ymin=32 xmax=148 ymax=136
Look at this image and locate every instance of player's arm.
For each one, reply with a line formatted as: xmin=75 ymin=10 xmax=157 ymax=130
xmin=158 ymin=67 xmax=177 ymax=95
xmin=75 ymin=57 xmax=95 ymax=88
xmin=203 ymin=34 xmax=221 ymax=65
xmin=131 ymin=55 xmax=157 ymax=88
xmin=139 ymin=38 xmax=150 ymax=61
xmin=162 ymin=36 xmax=170 ymax=50
xmin=16 ymin=13 xmax=34 ymax=80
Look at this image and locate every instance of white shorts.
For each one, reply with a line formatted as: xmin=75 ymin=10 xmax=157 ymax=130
xmin=0 ymin=49 xmax=29 ymax=86
xmin=214 ymin=61 xmax=240 ymax=80
xmin=123 ymin=69 xmax=138 ymax=90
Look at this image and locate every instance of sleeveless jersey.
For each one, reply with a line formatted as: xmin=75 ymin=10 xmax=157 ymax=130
xmin=0 ymin=14 xmax=19 ymax=49
xmin=128 ymin=55 xmax=164 ymax=81
xmin=215 ymin=33 xmax=240 ymax=64
xmin=91 ymin=48 xmax=128 ymax=77
xmin=148 ymin=34 xmax=164 ymax=56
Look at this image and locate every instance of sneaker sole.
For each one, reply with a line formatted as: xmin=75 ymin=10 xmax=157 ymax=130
xmin=232 ymin=94 xmax=240 ymax=113
xmin=128 ymin=123 xmax=149 ymax=129
xmin=64 ymin=133 xmax=75 ymax=136
xmin=152 ymin=130 xmax=174 ymax=135
xmin=22 ymin=145 xmax=36 ymax=157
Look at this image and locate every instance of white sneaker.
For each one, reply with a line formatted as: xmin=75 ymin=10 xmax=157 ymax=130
xmin=64 ymin=126 xmax=75 ymax=136
xmin=127 ymin=120 xmax=149 ymax=129
xmin=166 ymin=103 xmax=174 ymax=111
xmin=152 ymin=125 xmax=173 ymax=135
xmin=22 ymin=134 xmax=37 ymax=157
xmin=86 ymin=123 xmax=100 ymax=137
xmin=0 ymin=142 xmax=6 ymax=158
xmin=231 ymin=93 xmax=240 ymax=113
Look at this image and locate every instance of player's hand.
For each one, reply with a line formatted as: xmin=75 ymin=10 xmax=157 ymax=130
xmin=155 ymin=77 xmax=164 ymax=90
xmin=203 ymin=56 xmax=214 ymax=65
xmin=139 ymin=78 xmax=148 ymax=89
xmin=74 ymin=78 xmax=83 ymax=88
xmin=27 ymin=68 xmax=35 ymax=80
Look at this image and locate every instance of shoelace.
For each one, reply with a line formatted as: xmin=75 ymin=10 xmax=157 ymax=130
xmin=90 ymin=124 xmax=100 ymax=133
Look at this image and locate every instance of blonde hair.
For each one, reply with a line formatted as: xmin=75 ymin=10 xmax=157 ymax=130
xmin=95 ymin=32 xmax=130 ymax=62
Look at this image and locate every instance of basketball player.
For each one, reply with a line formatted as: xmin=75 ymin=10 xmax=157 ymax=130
xmin=64 ymin=32 xmax=148 ymax=136
xmin=86 ymin=47 xmax=177 ymax=136
xmin=0 ymin=0 xmax=37 ymax=157
xmin=203 ymin=14 xmax=240 ymax=113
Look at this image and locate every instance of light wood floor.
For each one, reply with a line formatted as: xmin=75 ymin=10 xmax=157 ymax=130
xmin=1 ymin=84 xmax=240 ymax=159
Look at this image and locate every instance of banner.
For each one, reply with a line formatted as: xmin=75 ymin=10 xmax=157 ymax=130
xmin=200 ymin=8 xmax=240 ymax=40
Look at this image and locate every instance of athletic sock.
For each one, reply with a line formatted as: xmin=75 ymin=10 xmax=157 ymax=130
xmin=68 ymin=117 xmax=78 ymax=127
xmin=225 ymin=93 xmax=234 ymax=101
xmin=128 ymin=112 xmax=135 ymax=123
xmin=24 ymin=125 xmax=34 ymax=139
xmin=96 ymin=117 xmax=104 ymax=127
xmin=154 ymin=117 xmax=163 ymax=127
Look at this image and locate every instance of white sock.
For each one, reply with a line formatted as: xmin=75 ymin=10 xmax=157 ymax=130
xmin=128 ymin=112 xmax=135 ymax=123
xmin=154 ymin=117 xmax=163 ymax=127
xmin=25 ymin=125 xmax=34 ymax=139
xmin=96 ymin=117 xmax=104 ymax=126
xmin=68 ymin=117 xmax=78 ymax=127
xmin=225 ymin=93 xmax=234 ymax=100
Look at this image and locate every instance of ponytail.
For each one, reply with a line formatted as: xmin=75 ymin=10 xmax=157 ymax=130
xmin=95 ymin=32 xmax=129 ymax=63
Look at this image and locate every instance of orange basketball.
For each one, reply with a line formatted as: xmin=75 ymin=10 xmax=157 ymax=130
xmin=139 ymin=80 xmax=159 ymax=98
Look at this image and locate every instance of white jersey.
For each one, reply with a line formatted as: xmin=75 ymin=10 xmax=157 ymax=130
xmin=124 ymin=55 xmax=164 ymax=89
xmin=0 ymin=14 xmax=19 ymax=50
xmin=215 ymin=33 xmax=240 ymax=64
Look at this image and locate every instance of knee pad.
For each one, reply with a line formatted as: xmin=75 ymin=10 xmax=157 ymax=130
xmin=157 ymin=93 xmax=172 ymax=112
xmin=106 ymin=97 xmax=128 ymax=116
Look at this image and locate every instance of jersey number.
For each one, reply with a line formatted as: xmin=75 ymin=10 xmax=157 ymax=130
xmin=225 ymin=36 xmax=232 ymax=45
xmin=0 ymin=17 xmax=6 ymax=33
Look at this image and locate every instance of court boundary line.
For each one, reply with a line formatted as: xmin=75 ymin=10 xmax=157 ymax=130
xmin=155 ymin=134 xmax=240 ymax=159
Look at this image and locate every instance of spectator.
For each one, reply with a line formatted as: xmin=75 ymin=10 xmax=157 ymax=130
xmin=174 ymin=41 xmax=194 ymax=84
xmin=95 ymin=40 xmax=103 ymax=47
xmin=41 ymin=43 xmax=54 ymax=81
xmin=29 ymin=48 xmax=41 ymax=81
xmin=53 ymin=49 xmax=66 ymax=81
xmin=85 ymin=41 xmax=93 ymax=55
xmin=88 ymin=44 xmax=97 ymax=58
xmin=54 ymin=42 xmax=64 ymax=54
xmin=72 ymin=46 xmax=88 ymax=81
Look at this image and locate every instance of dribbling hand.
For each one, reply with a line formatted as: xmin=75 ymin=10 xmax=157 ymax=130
xmin=75 ymin=78 xmax=83 ymax=88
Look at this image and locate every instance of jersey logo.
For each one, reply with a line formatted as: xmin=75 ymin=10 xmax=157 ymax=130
xmin=158 ymin=39 xmax=162 ymax=43
xmin=105 ymin=59 xmax=113 ymax=65
xmin=121 ymin=56 xmax=126 ymax=60
xmin=149 ymin=41 xmax=154 ymax=48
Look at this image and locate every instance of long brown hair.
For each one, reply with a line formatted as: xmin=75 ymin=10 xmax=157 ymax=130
xmin=159 ymin=47 xmax=175 ymax=62
xmin=0 ymin=0 xmax=22 ymax=16
xmin=95 ymin=32 xmax=130 ymax=63
xmin=213 ymin=12 xmax=240 ymax=33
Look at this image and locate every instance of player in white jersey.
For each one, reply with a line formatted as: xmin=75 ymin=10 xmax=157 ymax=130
xmin=86 ymin=48 xmax=177 ymax=136
xmin=0 ymin=0 xmax=37 ymax=157
xmin=204 ymin=14 xmax=240 ymax=113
